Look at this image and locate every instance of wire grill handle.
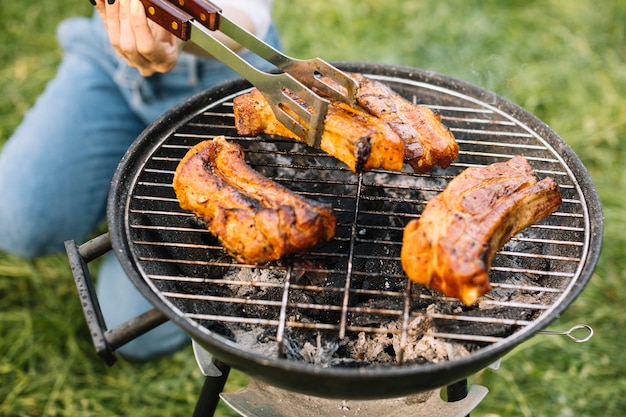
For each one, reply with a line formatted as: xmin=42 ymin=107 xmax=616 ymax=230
xmin=65 ymin=234 xmax=169 ymax=366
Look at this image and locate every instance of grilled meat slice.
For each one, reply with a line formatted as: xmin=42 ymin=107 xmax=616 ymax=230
xmin=349 ymin=73 xmax=459 ymax=173
xmin=400 ymin=156 xmax=562 ymax=306
xmin=173 ymin=137 xmax=336 ymax=265
xmin=233 ymin=88 xmax=404 ymax=173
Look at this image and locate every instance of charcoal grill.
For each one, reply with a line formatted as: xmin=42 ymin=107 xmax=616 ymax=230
xmin=66 ymin=63 xmax=602 ymax=413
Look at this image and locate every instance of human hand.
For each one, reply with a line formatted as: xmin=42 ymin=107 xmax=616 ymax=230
xmin=94 ymin=0 xmax=185 ymax=76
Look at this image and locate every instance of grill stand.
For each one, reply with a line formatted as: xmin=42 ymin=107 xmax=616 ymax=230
xmin=66 ymin=234 xmax=489 ymax=417
xmin=219 ymin=380 xmax=487 ymax=417
xmin=193 ymin=342 xmax=489 ymax=417
xmin=193 ymin=359 xmax=231 ymax=417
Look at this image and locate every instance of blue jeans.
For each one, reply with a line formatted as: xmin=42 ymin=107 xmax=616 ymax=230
xmin=0 ymin=13 xmax=280 ymax=360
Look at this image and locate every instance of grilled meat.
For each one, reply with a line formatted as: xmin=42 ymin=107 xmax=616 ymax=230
xmin=233 ymin=88 xmax=404 ymax=173
xmin=400 ymin=156 xmax=562 ymax=306
xmin=233 ymin=73 xmax=458 ymax=173
xmin=173 ymin=137 xmax=336 ymax=265
xmin=349 ymin=73 xmax=459 ymax=173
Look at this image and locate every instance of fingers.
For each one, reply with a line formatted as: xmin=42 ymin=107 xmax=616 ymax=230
xmin=117 ymin=0 xmax=153 ymax=74
xmin=93 ymin=0 xmax=183 ymax=76
xmin=127 ymin=0 xmax=184 ymax=75
xmin=126 ymin=0 xmax=159 ymax=69
xmin=95 ymin=0 xmax=123 ymax=58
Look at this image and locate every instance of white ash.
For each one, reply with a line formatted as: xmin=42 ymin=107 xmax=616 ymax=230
xmin=300 ymin=333 xmax=341 ymax=366
xmin=223 ymin=265 xmax=285 ymax=299
xmin=346 ymin=305 xmax=470 ymax=365
xmin=231 ymin=326 xmax=280 ymax=358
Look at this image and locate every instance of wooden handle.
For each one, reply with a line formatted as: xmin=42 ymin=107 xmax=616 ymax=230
xmin=140 ymin=0 xmax=193 ymax=40
xmin=166 ymin=0 xmax=222 ymax=30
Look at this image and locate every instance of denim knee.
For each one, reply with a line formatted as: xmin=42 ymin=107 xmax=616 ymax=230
xmin=0 ymin=201 xmax=69 ymax=258
xmin=96 ymin=252 xmax=189 ymax=360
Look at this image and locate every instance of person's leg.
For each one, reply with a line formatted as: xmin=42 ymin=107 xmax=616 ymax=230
xmin=0 ymin=32 xmax=144 ymax=257
xmin=0 ymin=16 xmax=281 ymax=361
xmin=97 ymin=252 xmax=190 ymax=360
xmin=0 ymin=16 xmax=188 ymax=361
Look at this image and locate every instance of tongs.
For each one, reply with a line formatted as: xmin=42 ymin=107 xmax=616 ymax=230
xmin=120 ymin=0 xmax=358 ymax=147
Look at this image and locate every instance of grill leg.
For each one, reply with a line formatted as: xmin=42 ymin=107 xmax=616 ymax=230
xmin=446 ymin=379 xmax=470 ymax=417
xmin=193 ymin=359 xmax=231 ymax=417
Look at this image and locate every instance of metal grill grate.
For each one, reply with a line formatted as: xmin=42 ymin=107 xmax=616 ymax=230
xmin=121 ymin=74 xmax=592 ymax=367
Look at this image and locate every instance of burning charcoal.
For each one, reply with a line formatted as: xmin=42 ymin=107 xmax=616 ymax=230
xmin=488 ymin=236 xmax=560 ymax=309
xmin=350 ymin=303 xmax=403 ymax=328
xmin=351 ymin=243 xmax=405 ymax=304
xmin=257 ymin=327 xmax=278 ymax=344
xmin=199 ymin=320 xmax=236 ymax=341
xmin=280 ymin=336 xmax=304 ymax=361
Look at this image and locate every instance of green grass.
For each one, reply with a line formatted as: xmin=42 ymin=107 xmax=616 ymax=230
xmin=2 ymin=1 xmax=625 ymax=416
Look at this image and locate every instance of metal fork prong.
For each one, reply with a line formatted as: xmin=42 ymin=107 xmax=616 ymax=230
xmin=273 ymin=108 xmax=307 ymax=142
xmin=282 ymin=58 xmax=358 ymax=105
xmin=187 ymin=20 xmax=330 ymax=146
xmin=266 ymin=80 xmax=329 ymax=148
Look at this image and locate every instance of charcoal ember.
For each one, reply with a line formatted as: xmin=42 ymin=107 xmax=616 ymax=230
xmin=280 ymin=336 xmax=304 ymax=361
xmin=350 ymin=243 xmax=405 ymax=304
xmin=487 ymin=232 xmax=561 ymax=310
xmin=289 ymin=258 xmax=331 ymax=286
xmin=199 ymin=320 xmax=236 ymax=341
xmin=233 ymin=326 xmax=281 ymax=358
xmin=496 ymin=230 xmax=552 ymax=282
xmin=256 ymin=326 xmax=279 ymax=344
xmin=174 ymin=283 xmax=241 ymax=319
xmin=246 ymin=139 xmax=355 ymax=198
xmin=354 ymin=242 xmax=403 ymax=276
xmin=285 ymin=289 xmax=344 ymax=325
xmin=350 ymin=303 xmax=403 ymax=328
xmin=226 ymin=266 xmax=284 ymax=297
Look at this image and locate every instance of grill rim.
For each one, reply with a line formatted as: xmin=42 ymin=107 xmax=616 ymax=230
xmin=107 ymin=62 xmax=603 ymax=398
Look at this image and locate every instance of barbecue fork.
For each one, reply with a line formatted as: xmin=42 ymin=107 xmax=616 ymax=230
xmin=102 ymin=0 xmax=359 ymax=148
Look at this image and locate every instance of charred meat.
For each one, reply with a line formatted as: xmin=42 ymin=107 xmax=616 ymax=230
xmin=400 ymin=156 xmax=562 ymax=306
xmin=233 ymin=88 xmax=405 ymax=173
xmin=173 ymin=137 xmax=336 ymax=265
xmin=233 ymin=73 xmax=458 ymax=174
xmin=349 ymin=73 xmax=459 ymax=173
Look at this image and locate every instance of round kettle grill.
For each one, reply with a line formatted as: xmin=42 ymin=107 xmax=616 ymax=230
xmin=66 ymin=63 xmax=602 ymax=408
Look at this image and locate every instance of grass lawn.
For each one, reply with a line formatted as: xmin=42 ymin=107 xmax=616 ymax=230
xmin=2 ymin=1 xmax=625 ymax=416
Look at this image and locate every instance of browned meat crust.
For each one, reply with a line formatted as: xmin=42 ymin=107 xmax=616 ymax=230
xmin=233 ymin=88 xmax=405 ymax=173
xmin=349 ymin=73 xmax=459 ymax=173
xmin=400 ymin=156 xmax=562 ymax=305
xmin=173 ymin=136 xmax=336 ymax=265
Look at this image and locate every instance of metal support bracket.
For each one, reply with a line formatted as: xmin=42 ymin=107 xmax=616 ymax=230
xmin=220 ymin=378 xmax=488 ymax=417
xmin=65 ymin=233 xmax=169 ymax=365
